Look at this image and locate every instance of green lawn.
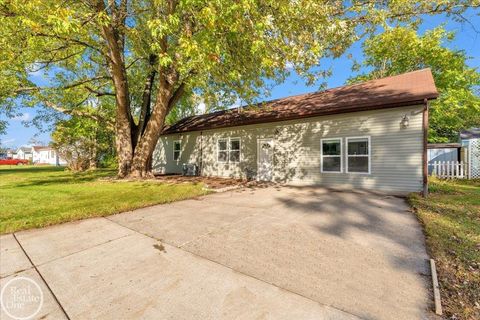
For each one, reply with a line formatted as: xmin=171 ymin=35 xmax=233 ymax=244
xmin=409 ymin=178 xmax=480 ymax=320
xmin=0 ymin=166 xmax=208 ymax=234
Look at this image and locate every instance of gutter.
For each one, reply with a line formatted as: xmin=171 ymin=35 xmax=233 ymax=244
xmin=199 ymin=131 xmax=203 ymax=176
xmin=423 ymin=98 xmax=429 ymax=197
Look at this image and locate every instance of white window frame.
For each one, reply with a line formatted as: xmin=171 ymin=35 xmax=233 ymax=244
xmin=346 ymin=136 xmax=371 ymax=174
xmin=320 ymin=138 xmax=343 ymax=173
xmin=217 ymin=137 xmax=241 ymax=163
xmin=173 ymin=140 xmax=181 ymax=161
xmin=229 ymin=137 xmax=241 ymax=163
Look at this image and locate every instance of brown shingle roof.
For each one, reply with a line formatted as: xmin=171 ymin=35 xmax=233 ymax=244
xmin=163 ymin=68 xmax=438 ymax=135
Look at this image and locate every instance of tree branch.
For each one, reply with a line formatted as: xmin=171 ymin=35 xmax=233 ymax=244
xmin=85 ymin=86 xmax=115 ymax=96
xmin=167 ymin=82 xmax=185 ymax=113
xmin=33 ymin=32 xmax=109 ymax=61
xmin=135 ymin=54 xmax=157 ymax=144
xmin=44 ymin=101 xmax=114 ymax=130
xmin=14 ymin=76 xmax=111 ymax=94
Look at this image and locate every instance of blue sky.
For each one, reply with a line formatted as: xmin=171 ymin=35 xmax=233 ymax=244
xmin=1 ymin=11 xmax=479 ymax=149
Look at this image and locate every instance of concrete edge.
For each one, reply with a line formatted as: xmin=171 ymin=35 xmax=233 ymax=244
xmin=430 ymin=258 xmax=443 ymax=316
xmin=202 ymin=185 xmax=242 ymax=193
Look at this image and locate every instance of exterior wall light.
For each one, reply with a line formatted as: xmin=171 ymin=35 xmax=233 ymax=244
xmin=400 ymin=114 xmax=410 ymax=128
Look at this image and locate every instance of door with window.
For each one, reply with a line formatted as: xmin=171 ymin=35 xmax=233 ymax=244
xmin=257 ymin=138 xmax=274 ymax=181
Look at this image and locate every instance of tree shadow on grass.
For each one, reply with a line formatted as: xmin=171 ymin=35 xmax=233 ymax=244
xmin=0 ymin=166 xmax=65 ymax=174
xmin=11 ymin=169 xmax=116 ymax=187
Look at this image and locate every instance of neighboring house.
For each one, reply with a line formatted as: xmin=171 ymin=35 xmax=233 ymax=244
xmin=32 ymin=146 xmax=67 ymax=166
xmin=16 ymin=147 xmax=33 ymax=161
xmin=6 ymin=150 xmax=17 ymax=158
xmin=153 ymin=69 xmax=438 ymax=194
xmin=427 ymin=143 xmax=460 ymax=175
xmin=459 ymin=128 xmax=480 ymax=179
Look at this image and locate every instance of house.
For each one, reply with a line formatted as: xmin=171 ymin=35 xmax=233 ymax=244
xmin=153 ymin=69 xmax=438 ymax=194
xmin=459 ymin=128 xmax=480 ymax=179
xmin=6 ymin=149 xmax=17 ymax=158
xmin=10 ymin=145 xmax=66 ymax=165
xmin=32 ymin=146 xmax=67 ymax=166
xmin=15 ymin=147 xmax=33 ymax=161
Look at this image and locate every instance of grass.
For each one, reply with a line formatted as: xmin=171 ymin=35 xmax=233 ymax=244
xmin=0 ymin=166 xmax=208 ymax=234
xmin=408 ymin=178 xmax=480 ymax=320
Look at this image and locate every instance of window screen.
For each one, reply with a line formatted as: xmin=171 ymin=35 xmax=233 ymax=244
xmin=321 ymin=139 xmax=342 ymax=172
xmin=347 ymin=137 xmax=370 ymax=173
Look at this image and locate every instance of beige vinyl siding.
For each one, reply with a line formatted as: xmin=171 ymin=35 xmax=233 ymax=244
xmin=153 ymin=105 xmax=424 ymax=193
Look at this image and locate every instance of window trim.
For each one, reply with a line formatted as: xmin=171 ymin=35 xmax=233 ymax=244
xmin=173 ymin=140 xmax=181 ymax=161
xmin=217 ymin=137 xmax=241 ymax=163
xmin=320 ymin=138 xmax=343 ymax=173
xmin=346 ymin=136 xmax=371 ymax=175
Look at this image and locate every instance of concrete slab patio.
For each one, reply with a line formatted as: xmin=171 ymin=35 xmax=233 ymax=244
xmin=1 ymin=186 xmax=432 ymax=320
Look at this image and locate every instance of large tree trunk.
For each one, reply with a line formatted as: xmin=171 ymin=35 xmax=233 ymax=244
xmin=110 ymin=44 xmax=133 ymax=177
xmin=95 ymin=0 xmax=133 ymax=178
xmin=128 ymin=84 xmax=171 ymax=178
xmin=115 ymin=108 xmax=133 ymax=177
xmin=95 ymin=1 xmax=183 ymax=179
xmin=128 ymin=77 xmax=185 ymax=178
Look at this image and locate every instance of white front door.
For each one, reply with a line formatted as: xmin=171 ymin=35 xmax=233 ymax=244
xmin=257 ymin=138 xmax=274 ymax=181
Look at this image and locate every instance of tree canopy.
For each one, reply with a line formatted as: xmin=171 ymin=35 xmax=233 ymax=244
xmin=350 ymin=26 xmax=480 ymax=142
xmin=1 ymin=0 xmax=478 ymax=176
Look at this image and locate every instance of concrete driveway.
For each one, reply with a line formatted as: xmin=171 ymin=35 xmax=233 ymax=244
xmin=1 ymin=186 xmax=432 ymax=320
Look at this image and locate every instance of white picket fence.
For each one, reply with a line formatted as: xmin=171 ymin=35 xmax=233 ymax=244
xmin=430 ymin=161 xmax=468 ymax=179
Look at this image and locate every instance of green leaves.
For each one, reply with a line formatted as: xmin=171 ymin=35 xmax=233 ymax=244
xmin=0 ymin=0 xmax=477 ymax=138
xmin=350 ymin=26 xmax=480 ymax=143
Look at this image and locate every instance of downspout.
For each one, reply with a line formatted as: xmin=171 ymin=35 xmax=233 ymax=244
xmin=422 ymin=98 xmax=429 ymax=197
xmin=199 ymin=131 xmax=203 ymax=176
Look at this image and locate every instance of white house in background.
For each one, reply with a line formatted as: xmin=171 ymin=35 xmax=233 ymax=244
xmin=15 ymin=147 xmax=33 ymax=161
xmin=6 ymin=149 xmax=17 ymax=158
xmin=32 ymin=146 xmax=67 ymax=166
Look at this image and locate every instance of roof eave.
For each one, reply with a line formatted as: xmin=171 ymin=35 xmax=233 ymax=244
xmin=162 ymin=96 xmax=437 ymax=136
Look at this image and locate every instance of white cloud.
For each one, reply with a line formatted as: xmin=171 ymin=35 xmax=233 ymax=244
xmin=27 ymin=63 xmax=44 ymax=77
xmin=197 ymin=102 xmax=206 ymax=114
xmin=12 ymin=113 xmax=31 ymax=121
xmin=3 ymin=138 xmax=15 ymax=144
xmin=285 ymin=61 xmax=294 ymax=70
xmin=229 ymin=97 xmax=242 ymax=109
xmin=1 ymin=138 xmax=15 ymax=146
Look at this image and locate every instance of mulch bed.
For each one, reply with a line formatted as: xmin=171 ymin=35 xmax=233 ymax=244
xmin=154 ymin=174 xmax=246 ymax=189
xmin=154 ymin=174 xmax=275 ymax=190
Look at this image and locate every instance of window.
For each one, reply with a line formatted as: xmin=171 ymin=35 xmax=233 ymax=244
xmin=229 ymin=138 xmax=240 ymax=163
xmin=217 ymin=138 xmax=241 ymax=163
xmin=346 ymin=136 xmax=370 ymax=174
xmin=173 ymin=141 xmax=181 ymax=161
xmin=217 ymin=139 xmax=228 ymax=162
xmin=321 ymin=138 xmax=342 ymax=173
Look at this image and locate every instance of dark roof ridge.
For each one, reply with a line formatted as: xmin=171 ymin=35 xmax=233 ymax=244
xmin=163 ymin=68 xmax=438 ymax=135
